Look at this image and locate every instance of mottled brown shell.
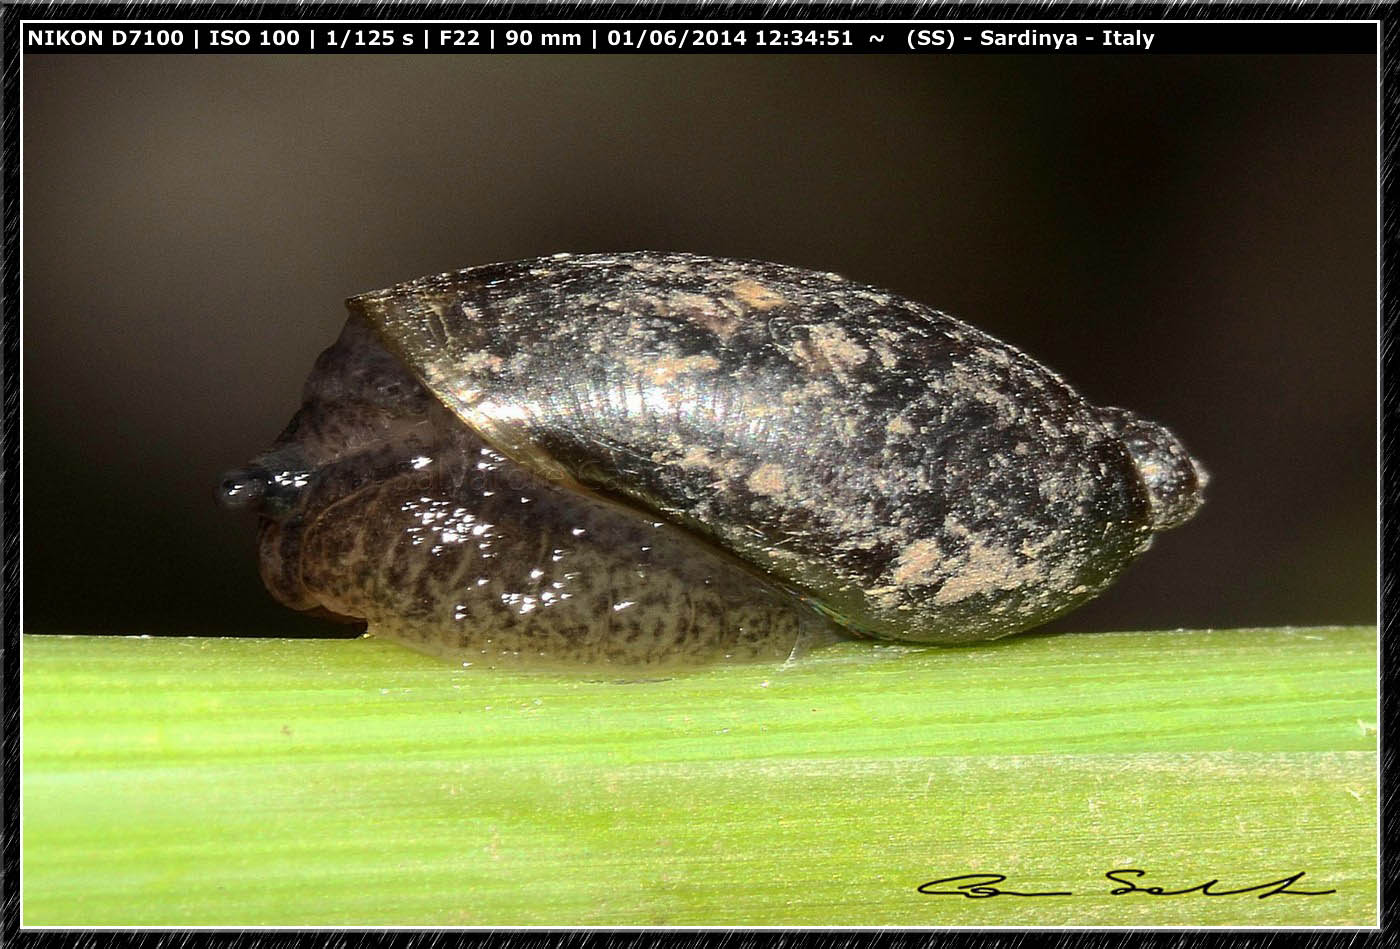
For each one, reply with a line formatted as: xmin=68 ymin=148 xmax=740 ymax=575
xmin=346 ymin=251 xmax=1205 ymax=644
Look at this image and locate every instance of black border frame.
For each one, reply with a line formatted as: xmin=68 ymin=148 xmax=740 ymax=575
xmin=1 ymin=3 xmax=1392 ymax=944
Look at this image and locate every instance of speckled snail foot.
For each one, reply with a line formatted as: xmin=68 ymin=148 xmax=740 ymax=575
xmin=219 ymin=252 xmax=1206 ymax=667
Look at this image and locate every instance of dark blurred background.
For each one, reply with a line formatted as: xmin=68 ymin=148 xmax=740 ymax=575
xmin=22 ymin=53 xmax=1376 ymax=638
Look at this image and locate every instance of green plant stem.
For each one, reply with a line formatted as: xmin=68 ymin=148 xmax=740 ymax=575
xmin=22 ymin=627 xmax=1377 ymax=926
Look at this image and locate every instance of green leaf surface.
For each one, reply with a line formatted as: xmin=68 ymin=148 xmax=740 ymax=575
xmin=22 ymin=627 xmax=1377 ymax=926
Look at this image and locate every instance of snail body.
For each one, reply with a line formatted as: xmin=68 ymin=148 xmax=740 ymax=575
xmin=220 ymin=252 xmax=1206 ymax=666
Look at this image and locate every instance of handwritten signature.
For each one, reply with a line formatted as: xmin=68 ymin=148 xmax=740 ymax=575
xmin=917 ymin=869 xmax=1335 ymax=899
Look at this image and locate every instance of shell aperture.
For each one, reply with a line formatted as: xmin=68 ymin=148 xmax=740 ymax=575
xmin=221 ymin=252 xmax=1206 ymax=664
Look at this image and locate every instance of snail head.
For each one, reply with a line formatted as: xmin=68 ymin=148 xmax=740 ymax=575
xmin=216 ymin=314 xmax=441 ymax=614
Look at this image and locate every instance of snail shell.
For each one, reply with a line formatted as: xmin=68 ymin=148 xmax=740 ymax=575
xmin=220 ymin=252 xmax=1206 ymax=666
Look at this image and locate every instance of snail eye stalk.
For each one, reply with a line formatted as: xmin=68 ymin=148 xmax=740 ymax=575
xmin=217 ymin=467 xmax=268 ymax=510
xmin=217 ymin=465 xmax=312 ymax=519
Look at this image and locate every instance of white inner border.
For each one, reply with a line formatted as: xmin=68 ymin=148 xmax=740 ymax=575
xmin=14 ymin=14 xmax=1385 ymax=932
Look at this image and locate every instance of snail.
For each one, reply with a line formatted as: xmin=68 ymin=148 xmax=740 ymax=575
xmin=219 ymin=252 xmax=1206 ymax=666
